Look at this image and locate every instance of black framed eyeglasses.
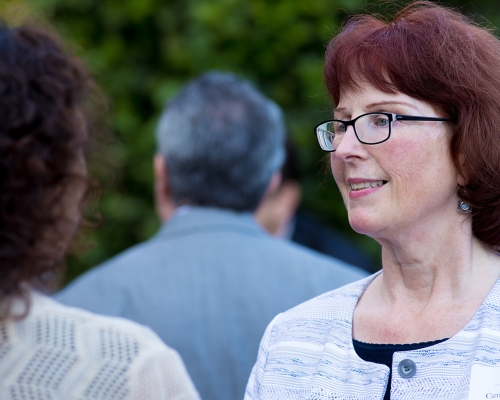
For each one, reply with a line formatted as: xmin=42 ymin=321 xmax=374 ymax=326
xmin=314 ymin=112 xmax=453 ymax=152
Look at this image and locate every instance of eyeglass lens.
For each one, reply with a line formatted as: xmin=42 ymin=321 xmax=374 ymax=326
xmin=317 ymin=113 xmax=390 ymax=151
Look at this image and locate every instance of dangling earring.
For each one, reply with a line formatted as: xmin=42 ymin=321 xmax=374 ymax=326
xmin=458 ymin=200 xmax=471 ymax=213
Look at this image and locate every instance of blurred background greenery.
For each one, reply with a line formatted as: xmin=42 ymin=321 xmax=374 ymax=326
xmin=1 ymin=0 xmax=499 ymax=285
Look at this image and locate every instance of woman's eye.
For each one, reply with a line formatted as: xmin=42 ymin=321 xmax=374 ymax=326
xmin=376 ymin=118 xmax=389 ymax=127
xmin=333 ymin=122 xmax=346 ymax=133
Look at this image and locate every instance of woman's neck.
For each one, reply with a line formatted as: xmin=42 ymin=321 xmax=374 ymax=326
xmin=374 ymin=211 xmax=478 ymax=298
xmin=380 ymin=237 xmax=497 ymax=305
xmin=352 ymin=217 xmax=500 ymax=344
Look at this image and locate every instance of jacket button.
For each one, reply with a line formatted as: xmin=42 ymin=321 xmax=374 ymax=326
xmin=398 ymin=359 xmax=416 ymax=378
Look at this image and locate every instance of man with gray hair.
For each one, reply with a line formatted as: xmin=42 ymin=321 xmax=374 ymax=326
xmin=56 ymin=72 xmax=368 ymax=400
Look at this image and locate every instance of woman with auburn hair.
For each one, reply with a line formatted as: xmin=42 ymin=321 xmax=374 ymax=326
xmin=246 ymin=2 xmax=500 ymax=399
xmin=0 ymin=24 xmax=199 ymax=399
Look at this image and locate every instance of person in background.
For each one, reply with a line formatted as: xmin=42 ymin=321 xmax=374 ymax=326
xmin=256 ymin=140 xmax=376 ymax=272
xmin=55 ymin=71 xmax=368 ymax=400
xmin=0 ymin=23 xmax=199 ymax=399
xmin=246 ymin=2 xmax=500 ymax=399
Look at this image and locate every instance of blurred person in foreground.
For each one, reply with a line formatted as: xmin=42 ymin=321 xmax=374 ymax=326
xmin=246 ymin=2 xmax=500 ymax=399
xmin=256 ymin=141 xmax=376 ymax=272
xmin=0 ymin=24 xmax=199 ymax=399
xmin=55 ymin=71 xmax=368 ymax=400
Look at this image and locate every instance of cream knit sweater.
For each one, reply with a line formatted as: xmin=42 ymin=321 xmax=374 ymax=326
xmin=0 ymin=292 xmax=200 ymax=400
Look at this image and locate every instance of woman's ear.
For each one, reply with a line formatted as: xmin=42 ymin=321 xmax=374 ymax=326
xmin=457 ymin=153 xmax=467 ymax=186
xmin=457 ymin=174 xmax=467 ymax=187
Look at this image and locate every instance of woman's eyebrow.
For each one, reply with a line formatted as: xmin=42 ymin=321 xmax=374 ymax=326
xmin=334 ymin=101 xmax=418 ymax=114
xmin=365 ymin=100 xmax=418 ymax=111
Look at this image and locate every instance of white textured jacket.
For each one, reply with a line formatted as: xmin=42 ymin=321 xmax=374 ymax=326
xmin=245 ymin=272 xmax=500 ymax=400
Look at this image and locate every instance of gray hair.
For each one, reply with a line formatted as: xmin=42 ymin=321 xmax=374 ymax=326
xmin=156 ymin=71 xmax=285 ymax=211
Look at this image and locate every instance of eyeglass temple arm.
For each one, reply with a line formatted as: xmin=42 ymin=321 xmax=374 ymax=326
xmin=395 ymin=115 xmax=452 ymax=122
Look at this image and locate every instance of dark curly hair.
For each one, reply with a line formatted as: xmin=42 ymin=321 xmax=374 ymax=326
xmin=0 ymin=23 xmax=94 ymax=319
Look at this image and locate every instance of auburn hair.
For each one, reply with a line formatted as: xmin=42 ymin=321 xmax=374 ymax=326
xmin=325 ymin=1 xmax=500 ymax=249
xmin=0 ymin=24 xmax=94 ymax=319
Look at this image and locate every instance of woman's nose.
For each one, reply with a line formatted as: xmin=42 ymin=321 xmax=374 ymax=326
xmin=334 ymin=125 xmax=366 ymax=160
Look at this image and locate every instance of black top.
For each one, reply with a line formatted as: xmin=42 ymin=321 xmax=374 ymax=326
xmin=353 ymin=338 xmax=448 ymax=400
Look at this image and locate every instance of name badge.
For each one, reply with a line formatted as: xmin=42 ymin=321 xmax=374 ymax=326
xmin=469 ymin=364 xmax=500 ymax=399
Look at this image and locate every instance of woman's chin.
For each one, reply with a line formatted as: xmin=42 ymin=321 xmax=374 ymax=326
xmin=348 ymin=214 xmax=383 ymax=237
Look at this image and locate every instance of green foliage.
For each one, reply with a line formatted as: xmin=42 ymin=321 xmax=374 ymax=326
xmin=4 ymin=0 xmax=499 ymax=283
xmin=31 ymin=0 xmax=378 ymax=284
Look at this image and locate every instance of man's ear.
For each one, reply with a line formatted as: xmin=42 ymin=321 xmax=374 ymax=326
xmin=255 ymin=176 xmax=302 ymax=236
xmin=264 ymin=172 xmax=282 ymax=198
xmin=153 ymin=154 xmax=176 ymax=222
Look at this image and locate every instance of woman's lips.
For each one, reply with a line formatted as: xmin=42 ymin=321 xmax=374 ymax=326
xmin=350 ymin=180 xmax=385 ymax=190
xmin=348 ymin=179 xmax=386 ymax=198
